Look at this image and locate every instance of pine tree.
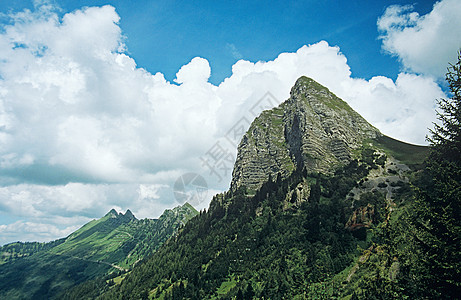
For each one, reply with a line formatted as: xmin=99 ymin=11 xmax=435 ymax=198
xmin=410 ymin=51 xmax=461 ymax=298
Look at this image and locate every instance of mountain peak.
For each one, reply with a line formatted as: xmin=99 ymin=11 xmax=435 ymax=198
xmin=122 ymin=209 xmax=136 ymax=221
xmin=169 ymin=202 xmax=198 ymax=215
xmin=293 ymin=76 xmax=329 ymax=92
xmin=289 ymin=76 xmax=356 ymax=114
xmin=105 ymin=209 xmax=118 ymax=218
xmin=231 ymin=77 xmax=380 ymax=192
xmin=180 ymin=202 xmax=195 ymax=210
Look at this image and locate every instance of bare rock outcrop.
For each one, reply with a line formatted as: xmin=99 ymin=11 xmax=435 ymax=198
xmin=231 ymin=76 xmax=380 ymax=192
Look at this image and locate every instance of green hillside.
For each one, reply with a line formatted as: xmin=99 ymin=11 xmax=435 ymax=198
xmin=0 ymin=203 xmax=198 ymax=299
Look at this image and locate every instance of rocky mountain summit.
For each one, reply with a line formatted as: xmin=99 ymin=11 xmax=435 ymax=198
xmin=231 ymin=76 xmax=380 ymax=192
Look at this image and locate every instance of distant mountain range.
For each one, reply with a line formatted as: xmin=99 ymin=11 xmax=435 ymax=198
xmin=0 ymin=203 xmax=198 ymax=299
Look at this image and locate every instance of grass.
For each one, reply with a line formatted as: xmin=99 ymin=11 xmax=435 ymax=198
xmin=371 ymin=135 xmax=429 ymax=169
xmin=215 ymin=275 xmax=237 ymax=296
xmin=110 ymin=272 xmax=128 ymax=285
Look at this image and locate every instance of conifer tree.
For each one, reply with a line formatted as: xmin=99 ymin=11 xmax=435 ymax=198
xmin=410 ymin=51 xmax=461 ymax=298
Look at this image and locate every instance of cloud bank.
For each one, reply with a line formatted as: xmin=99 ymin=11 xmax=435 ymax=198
xmin=0 ymin=1 xmax=458 ymax=244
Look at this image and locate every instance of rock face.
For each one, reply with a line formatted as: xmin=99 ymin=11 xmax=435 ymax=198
xmin=231 ymin=76 xmax=380 ymax=192
xmin=345 ymin=204 xmax=376 ymax=231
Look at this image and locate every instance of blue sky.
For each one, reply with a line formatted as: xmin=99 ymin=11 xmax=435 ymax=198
xmin=0 ymin=0 xmax=460 ymax=245
xmin=0 ymin=0 xmax=437 ymax=84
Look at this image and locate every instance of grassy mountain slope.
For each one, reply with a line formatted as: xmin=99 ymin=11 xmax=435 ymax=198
xmin=372 ymin=135 xmax=429 ymax=169
xmin=0 ymin=203 xmax=198 ymax=299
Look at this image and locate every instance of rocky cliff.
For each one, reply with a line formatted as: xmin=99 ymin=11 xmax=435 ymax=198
xmin=231 ymin=76 xmax=380 ymax=192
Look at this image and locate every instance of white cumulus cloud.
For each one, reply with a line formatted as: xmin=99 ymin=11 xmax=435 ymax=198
xmin=378 ymin=0 xmax=461 ymax=79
